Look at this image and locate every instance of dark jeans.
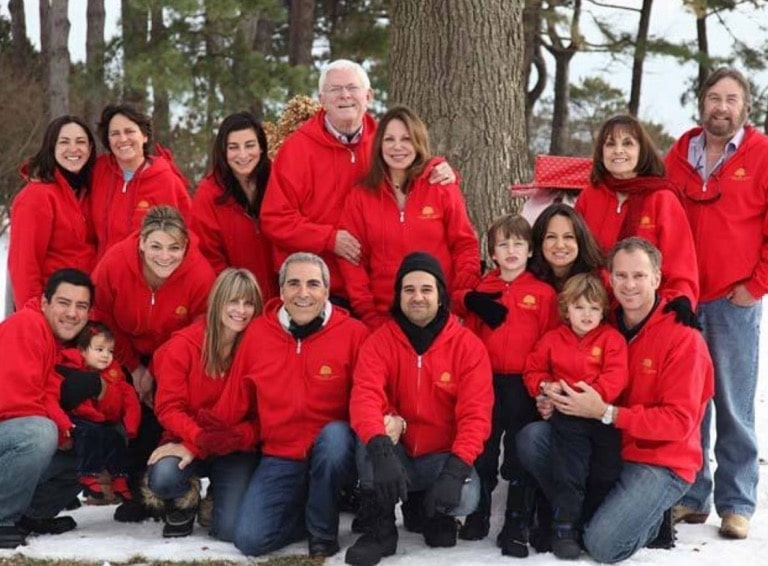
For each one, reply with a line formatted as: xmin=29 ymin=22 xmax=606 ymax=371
xmin=473 ymin=374 xmax=539 ymax=520
xmin=71 ymin=418 xmax=129 ymax=477
xmin=550 ymin=411 xmax=622 ymax=524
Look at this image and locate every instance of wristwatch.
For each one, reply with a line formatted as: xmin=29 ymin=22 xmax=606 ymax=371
xmin=601 ymin=404 xmax=616 ymax=425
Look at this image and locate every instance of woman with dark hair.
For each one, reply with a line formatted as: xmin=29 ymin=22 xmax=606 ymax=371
xmin=338 ymin=105 xmax=480 ymax=330
xmin=529 ymin=203 xmax=604 ymax=291
xmin=191 ymin=112 xmax=277 ymax=299
xmin=146 ymin=268 xmax=263 ymax=539
xmin=9 ymin=115 xmax=98 ymax=307
xmin=90 ymin=104 xmax=191 ymax=259
xmin=575 ymin=114 xmax=699 ymax=314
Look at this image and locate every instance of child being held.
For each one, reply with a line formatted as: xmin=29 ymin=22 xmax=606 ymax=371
xmin=460 ymin=213 xmax=559 ymax=557
xmin=57 ymin=321 xmax=141 ymax=502
xmin=523 ymin=273 xmax=628 ymax=559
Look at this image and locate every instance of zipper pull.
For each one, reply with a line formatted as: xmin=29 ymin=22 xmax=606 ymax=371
xmin=122 ymin=169 xmax=134 ymax=193
xmin=417 ymin=355 xmax=422 ymax=369
xmin=702 ymin=182 xmax=708 ymax=193
xmin=349 ymin=148 xmax=356 ymax=164
xmin=400 ymin=210 xmax=404 ymax=223
xmin=150 ymin=292 xmax=155 ymax=306
xmin=297 ymin=339 xmax=302 ymax=354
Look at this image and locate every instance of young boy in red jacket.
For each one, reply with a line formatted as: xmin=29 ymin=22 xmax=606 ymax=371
xmin=460 ymin=214 xmax=559 ymax=556
xmin=524 ymin=273 xmax=628 ymax=558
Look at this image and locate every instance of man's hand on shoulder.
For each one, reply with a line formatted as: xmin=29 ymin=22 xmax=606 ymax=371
xmin=334 ymin=229 xmax=361 ymax=264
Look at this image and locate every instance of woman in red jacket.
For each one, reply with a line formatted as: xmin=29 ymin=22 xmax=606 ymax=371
xmin=9 ymin=115 xmax=97 ymax=308
xmin=145 ymin=268 xmax=262 ymax=539
xmin=90 ymin=104 xmax=191 ymax=259
xmin=91 ymin=205 xmax=215 ymax=522
xmin=191 ymin=112 xmax=277 ymax=299
xmin=339 ymin=105 xmax=480 ymax=330
xmin=575 ymin=114 xmax=700 ymax=320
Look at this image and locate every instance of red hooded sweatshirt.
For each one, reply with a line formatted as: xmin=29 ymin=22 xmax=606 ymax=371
xmin=665 ymin=126 xmax=768 ymax=302
xmin=90 ymin=147 xmax=191 ymax=260
xmin=260 ymin=110 xmax=377 ymax=298
xmin=338 ymin=157 xmax=481 ymax=330
xmin=57 ymin=348 xmax=141 ymax=438
xmin=9 ymin=166 xmax=97 ymax=308
xmin=90 ymin=232 xmax=215 ymax=371
xmin=210 ymin=299 xmax=369 ymax=459
xmin=191 ymin=174 xmax=277 ymax=300
xmin=153 ymin=319 xmax=259 ymax=459
xmin=351 ymin=315 xmax=493 ymax=466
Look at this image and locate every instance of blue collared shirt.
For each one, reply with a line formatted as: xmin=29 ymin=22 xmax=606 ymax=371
xmin=687 ymin=126 xmax=745 ymax=179
xmin=324 ymin=116 xmax=364 ymax=145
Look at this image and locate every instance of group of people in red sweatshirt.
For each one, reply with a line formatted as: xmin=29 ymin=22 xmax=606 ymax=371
xmin=0 ymin=59 xmax=764 ymax=566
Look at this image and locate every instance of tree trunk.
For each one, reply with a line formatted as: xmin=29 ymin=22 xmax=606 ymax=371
xmin=288 ymin=0 xmax=316 ymax=67
xmin=121 ymin=0 xmax=148 ymax=107
xmin=628 ymin=0 xmax=653 ymax=116
xmin=9 ymin=0 xmax=30 ymax=67
xmin=524 ymin=0 xmax=546 ymax=150
xmin=47 ymin=0 xmax=70 ymax=121
xmin=39 ymin=0 xmax=50 ymax=70
xmin=150 ymin=3 xmax=170 ymax=146
xmin=390 ymin=0 xmax=527 ymax=242
xmin=695 ymin=7 xmax=710 ymax=93
xmin=85 ymin=0 xmax=106 ymax=131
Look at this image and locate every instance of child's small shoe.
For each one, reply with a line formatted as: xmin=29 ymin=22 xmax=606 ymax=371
xmin=80 ymin=476 xmax=104 ymax=500
xmin=112 ymin=476 xmax=133 ymax=502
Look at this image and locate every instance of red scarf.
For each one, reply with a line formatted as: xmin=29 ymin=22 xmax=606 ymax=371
xmin=601 ymin=175 xmax=673 ymax=241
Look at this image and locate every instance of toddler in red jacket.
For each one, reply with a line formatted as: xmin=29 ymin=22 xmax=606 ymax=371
xmin=57 ymin=321 xmax=141 ymax=503
xmin=523 ymin=273 xmax=628 ymax=558
xmin=460 ymin=214 xmax=559 ymax=556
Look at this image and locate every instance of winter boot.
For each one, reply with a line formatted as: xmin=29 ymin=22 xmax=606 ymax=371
xmin=80 ymin=475 xmax=104 ymax=500
xmin=401 ymin=490 xmax=426 ymax=533
xmin=111 ymin=476 xmax=132 ymax=502
xmin=551 ymin=521 xmax=581 ymax=560
xmin=0 ymin=525 xmax=27 ymax=549
xmin=198 ymin=489 xmax=214 ymax=528
xmin=459 ymin=511 xmax=490 ymax=541
xmin=345 ymin=503 xmax=398 ymax=566
xmin=423 ymin=513 xmax=458 ymax=548
xmin=529 ymin=491 xmax=553 ymax=553
xmin=16 ymin=515 xmax=77 ymax=535
xmin=646 ymin=508 xmax=677 ymax=550
xmin=162 ymin=479 xmax=201 ymax=538
xmin=497 ymin=516 xmax=529 ymax=558
xmin=351 ymin=488 xmax=378 ymax=534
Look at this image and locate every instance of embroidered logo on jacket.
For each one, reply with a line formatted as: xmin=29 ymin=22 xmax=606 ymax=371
xmin=733 ymin=167 xmax=747 ymax=180
xmin=137 ymin=200 xmax=150 ymax=210
xmin=439 ymin=371 xmax=452 ymax=383
xmin=174 ymin=305 xmax=188 ymax=317
xmin=315 ymin=364 xmax=338 ymax=379
xmin=590 ymin=346 xmax=603 ymax=363
xmin=640 ymin=357 xmax=657 ymax=375
xmin=519 ymin=294 xmax=539 ymax=310
xmin=418 ymin=205 xmax=439 ymax=219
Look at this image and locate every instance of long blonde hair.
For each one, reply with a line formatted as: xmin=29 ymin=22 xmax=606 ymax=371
xmin=202 ymin=268 xmax=263 ymax=376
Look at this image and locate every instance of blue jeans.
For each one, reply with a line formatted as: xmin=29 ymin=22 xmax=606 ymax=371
xmin=148 ymin=451 xmax=259 ymax=542
xmin=680 ymin=298 xmax=761 ymax=518
xmin=357 ymin=441 xmax=481 ymax=516
xmin=518 ymin=421 xmax=688 ymax=563
xmin=0 ymin=416 xmax=80 ymax=524
xmin=234 ymin=421 xmax=355 ymax=556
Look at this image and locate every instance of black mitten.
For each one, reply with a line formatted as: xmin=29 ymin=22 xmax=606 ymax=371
xmin=367 ymin=435 xmax=409 ymax=509
xmin=423 ymin=454 xmax=471 ymax=517
xmin=662 ymin=296 xmax=702 ymax=330
xmin=464 ymin=291 xmax=508 ymax=329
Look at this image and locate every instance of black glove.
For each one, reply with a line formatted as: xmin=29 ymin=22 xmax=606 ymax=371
xmin=464 ymin=291 xmax=508 ymax=329
xmin=424 ymin=454 xmax=471 ymax=517
xmin=662 ymin=296 xmax=702 ymax=330
xmin=56 ymin=365 xmax=102 ymax=411
xmin=367 ymin=435 xmax=408 ymax=509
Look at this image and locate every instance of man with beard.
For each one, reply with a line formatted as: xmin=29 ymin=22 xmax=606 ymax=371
xmin=665 ymin=67 xmax=768 ymax=540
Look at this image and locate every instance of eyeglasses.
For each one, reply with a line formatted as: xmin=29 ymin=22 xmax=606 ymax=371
xmin=324 ymin=85 xmax=362 ymax=95
xmin=683 ymin=172 xmax=722 ymax=203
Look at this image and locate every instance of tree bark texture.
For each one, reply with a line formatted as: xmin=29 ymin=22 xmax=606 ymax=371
xmin=39 ymin=0 xmax=50 ymax=69
xmin=121 ymin=0 xmax=148 ymax=107
xmin=9 ymin=0 xmax=30 ymax=67
xmin=150 ymin=3 xmax=170 ymax=145
xmin=389 ymin=0 xmax=527 ymax=241
xmin=628 ymin=0 xmax=653 ymax=116
xmin=524 ymin=0 xmax=546 ymax=140
xmin=48 ymin=0 xmax=70 ymax=120
xmin=85 ymin=0 xmax=106 ymax=131
xmin=288 ymin=0 xmax=316 ymax=67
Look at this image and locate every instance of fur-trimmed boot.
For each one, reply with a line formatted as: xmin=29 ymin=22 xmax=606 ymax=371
xmin=141 ymin=474 xmax=201 ymax=538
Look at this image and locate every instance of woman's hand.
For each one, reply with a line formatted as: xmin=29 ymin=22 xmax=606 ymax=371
xmin=428 ymin=162 xmax=457 ymax=185
xmin=383 ymin=414 xmax=405 ymax=444
xmin=727 ymin=283 xmax=758 ymax=307
xmin=131 ymin=365 xmax=155 ymax=408
xmin=147 ymin=442 xmax=195 ymax=469
xmin=549 ymin=380 xmax=607 ymax=420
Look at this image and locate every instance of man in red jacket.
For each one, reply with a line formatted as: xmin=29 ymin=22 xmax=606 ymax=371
xmin=0 ymin=268 xmax=95 ymax=549
xmin=345 ymin=252 xmax=493 ymax=566
xmin=518 ymin=238 xmax=714 ymax=562
xmin=665 ymin=67 xmax=768 ymax=540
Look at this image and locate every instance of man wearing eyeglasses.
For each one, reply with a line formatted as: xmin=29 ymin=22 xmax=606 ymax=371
xmin=665 ymin=67 xmax=768 ymax=541
xmin=261 ymin=59 xmax=454 ymax=308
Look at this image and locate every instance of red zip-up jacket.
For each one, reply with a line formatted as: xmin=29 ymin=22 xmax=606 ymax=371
xmin=339 ymin=158 xmax=481 ymax=330
xmin=523 ymin=323 xmax=628 ymax=403
xmin=153 ymin=318 xmax=259 ymax=459
xmin=466 ymin=270 xmax=559 ymax=374
xmin=614 ymin=300 xmax=714 ymax=482
xmin=210 ymin=299 xmax=369 ymax=459
xmin=0 ymin=299 xmax=72 ymax=444
xmin=575 ymin=182 xmax=699 ymax=306
xmin=260 ymin=110 xmax=377 ymax=298
xmin=351 ymin=315 xmax=493 ymax=466
xmin=57 ymin=348 xmax=141 ymax=438
xmin=665 ymin=126 xmax=768 ymax=302
xmin=90 ymin=147 xmax=191 ymax=260
xmin=9 ymin=166 xmax=97 ymax=308
xmin=91 ymin=232 xmax=215 ymax=371
xmin=191 ymin=174 xmax=277 ymax=300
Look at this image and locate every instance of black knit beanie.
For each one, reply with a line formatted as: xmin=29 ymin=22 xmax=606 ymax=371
xmin=391 ymin=251 xmax=450 ymax=314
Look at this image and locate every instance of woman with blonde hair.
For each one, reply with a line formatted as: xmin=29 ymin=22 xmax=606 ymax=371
xmin=145 ymin=268 xmax=263 ymax=539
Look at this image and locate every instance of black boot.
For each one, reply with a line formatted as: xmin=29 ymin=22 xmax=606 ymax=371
xmin=423 ymin=513 xmax=458 ymax=548
xmin=351 ymin=488 xmax=378 ymax=534
xmin=497 ymin=516 xmax=529 ymax=558
xmin=646 ymin=508 xmax=677 ymax=550
xmin=345 ymin=504 xmax=398 ymax=566
xmin=552 ymin=521 xmax=581 ymax=560
xmin=401 ymin=490 xmax=426 ymax=533
xmin=0 ymin=526 xmax=27 ymax=549
xmin=161 ymin=480 xmax=201 ymax=538
xmin=459 ymin=511 xmax=490 ymax=540
xmin=529 ymin=490 xmax=553 ymax=553
xmin=16 ymin=516 xmax=77 ymax=535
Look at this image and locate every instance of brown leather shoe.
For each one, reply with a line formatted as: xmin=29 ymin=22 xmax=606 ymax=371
xmin=671 ymin=504 xmax=709 ymax=524
xmin=719 ymin=514 xmax=749 ymax=539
